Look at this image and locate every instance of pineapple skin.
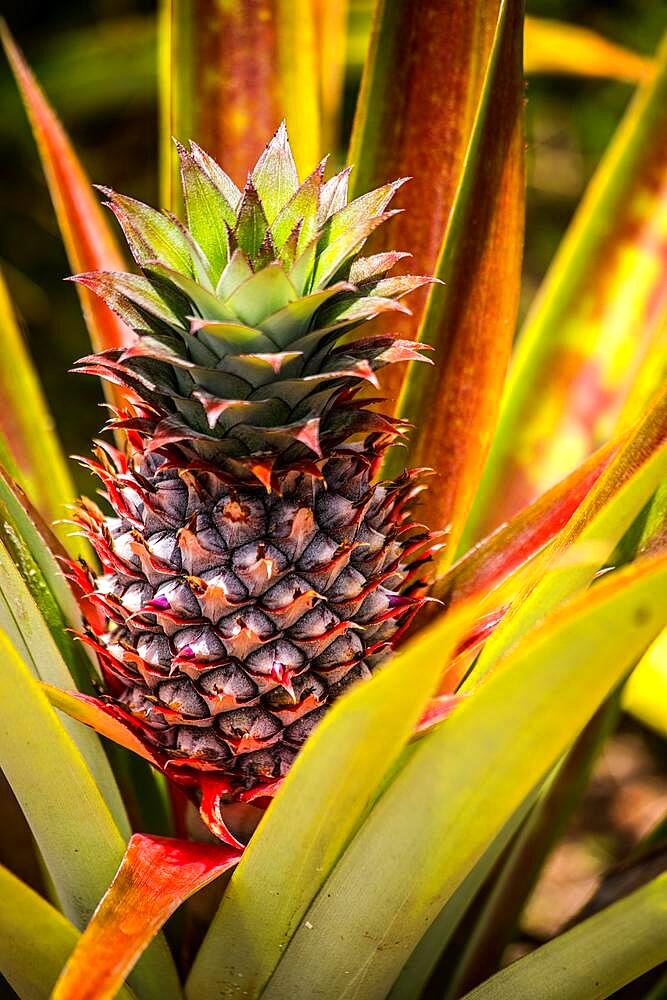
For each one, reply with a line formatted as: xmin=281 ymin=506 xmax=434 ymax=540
xmin=70 ymin=125 xmax=436 ymax=801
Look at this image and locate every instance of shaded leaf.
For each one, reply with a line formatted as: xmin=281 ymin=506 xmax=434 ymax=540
xmin=1 ymin=24 xmax=132 ymax=353
xmin=460 ymin=874 xmax=667 ymax=1000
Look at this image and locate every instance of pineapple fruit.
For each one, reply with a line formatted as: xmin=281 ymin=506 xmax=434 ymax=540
xmin=70 ymin=125 xmax=437 ymax=801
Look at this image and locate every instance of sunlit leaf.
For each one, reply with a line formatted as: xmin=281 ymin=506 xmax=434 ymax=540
xmin=466 ymin=31 xmax=667 ymax=545
xmin=460 ymin=873 xmax=667 ymax=1000
xmin=348 ymin=0 xmax=509 ymax=405
xmin=0 ymin=865 xmax=137 ymax=1000
xmin=0 ymin=629 xmax=181 ymax=1000
xmin=186 ymin=602 xmax=476 ymax=1000
xmin=313 ymin=0 xmax=347 ymax=154
xmin=384 ymin=0 xmax=524 ymax=570
xmin=1 ymin=24 xmax=133 ymax=354
xmin=262 ymin=555 xmax=667 ymax=1000
xmin=53 ymin=835 xmax=241 ymax=1000
xmin=471 ymin=385 xmax=667 ymax=682
xmin=524 ymin=17 xmax=655 ymax=82
xmin=431 ymin=439 xmax=618 ymax=611
xmin=159 ymin=0 xmax=321 ymax=208
xmin=623 ymin=627 xmax=667 ymax=737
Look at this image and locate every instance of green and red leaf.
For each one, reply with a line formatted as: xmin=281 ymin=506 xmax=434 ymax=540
xmin=53 ymin=835 xmax=242 ymax=1000
xmin=349 ymin=0 xmax=517 ymax=410
xmin=466 ymin=30 xmax=667 ymax=544
xmin=384 ymin=0 xmax=525 ymax=570
xmin=160 ymin=0 xmax=321 ymax=208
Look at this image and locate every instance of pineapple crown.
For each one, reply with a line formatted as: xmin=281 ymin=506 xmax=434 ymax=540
xmin=72 ymin=124 xmax=434 ymax=489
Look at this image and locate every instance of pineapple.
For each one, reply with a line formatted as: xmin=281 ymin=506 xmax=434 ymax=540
xmin=69 ymin=125 xmax=437 ymax=804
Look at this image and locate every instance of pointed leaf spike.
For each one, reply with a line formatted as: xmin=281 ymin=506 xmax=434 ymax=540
xmin=252 ymin=122 xmax=300 ymax=225
xmin=52 ymin=834 xmax=242 ymax=1000
xmin=234 ymin=179 xmax=270 ymax=261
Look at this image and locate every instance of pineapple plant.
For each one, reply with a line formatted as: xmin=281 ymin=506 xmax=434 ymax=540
xmin=69 ymin=129 xmax=437 ymax=809
xmin=0 ymin=2 xmax=666 ymax=1000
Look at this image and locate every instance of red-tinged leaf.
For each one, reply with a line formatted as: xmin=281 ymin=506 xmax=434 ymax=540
xmin=465 ymin=33 xmax=667 ymax=545
xmin=41 ymin=685 xmax=161 ymax=766
xmin=431 ymin=439 xmax=619 ymax=613
xmin=472 ymin=384 xmax=667 ymax=681
xmin=384 ymin=0 xmax=525 ymax=571
xmin=414 ymin=694 xmax=467 ymax=737
xmin=160 ymin=0 xmax=321 ymax=208
xmin=348 ymin=0 xmax=508 ymax=409
xmin=1 ymin=25 xmax=133 ymax=354
xmin=52 ymin=834 xmax=242 ymax=1000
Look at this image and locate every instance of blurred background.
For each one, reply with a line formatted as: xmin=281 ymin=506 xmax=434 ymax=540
xmin=0 ymin=0 xmax=665 ymax=975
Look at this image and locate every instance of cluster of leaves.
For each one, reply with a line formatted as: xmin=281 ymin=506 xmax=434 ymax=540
xmin=0 ymin=2 xmax=666 ymax=1000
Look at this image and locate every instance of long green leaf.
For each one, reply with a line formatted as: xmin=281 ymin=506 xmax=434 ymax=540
xmin=348 ymin=0 xmax=508 ymax=409
xmin=0 ymin=468 xmax=95 ymax=691
xmin=186 ymin=603 xmax=476 ymax=1000
xmin=460 ymin=874 xmax=667 ymax=1000
xmin=159 ymin=0 xmax=321 ymax=208
xmin=387 ymin=793 xmax=535 ymax=1000
xmin=0 ymin=865 xmax=137 ymax=1000
xmin=440 ymin=700 xmax=619 ymax=999
xmin=0 ymin=535 xmax=127 ymax=832
xmin=384 ymin=0 xmax=524 ymax=568
xmin=261 ymin=554 xmax=667 ymax=1000
xmin=471 ymin=384 xmax=667 ymax=682
xmin=465 ymin=30 xmax=667 ymax=546
xmin=0 ymin=270 xmax=79 ymax=554
xmin=0 ymin=629 xmax=181 ymax=1000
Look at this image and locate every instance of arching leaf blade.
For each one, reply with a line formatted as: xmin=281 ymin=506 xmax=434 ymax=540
xmin=0 ymin=271 xmax=81 ymax=555
xmin=1 ymin=23 xmax=133 ymax=354
xmin=0 ymin=629 xmax=181 ymax=1000
xmin=186 ymin=602 xmax=476 ymax=1000
xmin=460 ymin=873 xmax=667 ymax=1000
xmin=261 ymin=555 xmax=667 ymax=1000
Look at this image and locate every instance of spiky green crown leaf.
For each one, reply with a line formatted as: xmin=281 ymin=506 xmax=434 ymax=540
xmin=72 ymin=124 xmax=433 ymax=488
